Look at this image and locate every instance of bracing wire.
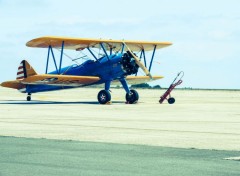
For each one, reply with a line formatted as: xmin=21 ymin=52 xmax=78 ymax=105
xmin=56 ymin=48 xmax=89 ymax=65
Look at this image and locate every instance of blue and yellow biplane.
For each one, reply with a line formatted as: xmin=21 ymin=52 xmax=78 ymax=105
xmin=1 ymin=36 xmax=172 ymax=104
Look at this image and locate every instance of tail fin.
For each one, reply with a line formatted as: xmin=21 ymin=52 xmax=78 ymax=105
xmin=17 ymin=60 xmax=37 ymax=80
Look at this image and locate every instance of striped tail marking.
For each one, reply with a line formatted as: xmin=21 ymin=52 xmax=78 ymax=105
xmin=17 ymin=61 xmax=27 ymax=80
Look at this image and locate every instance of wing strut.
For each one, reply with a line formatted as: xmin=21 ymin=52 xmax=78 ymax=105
xmin=59 ymin=41 xmax=64 ymax=73
xmin=87 ymin=47 xmax=99 ymax=62
xmin=149 ymin=45 xmax=157 ymax=72
xmin=142 ymin=49 xmax=147 ymax=68
xmin=121 ymin=43 xmax=125 ymax=53
xmin=45 ymin=46 xmax=51 ymax=74
xmin=100 ymin=43 xmax=110 ymax=61
xmin=45 ymin=41 xmax=65 ymax=75
xmin=49 ymin=46 xmax=59 ymax=74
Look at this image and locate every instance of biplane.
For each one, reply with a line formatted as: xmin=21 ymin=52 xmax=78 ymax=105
xmin=1 ymin=36 xmax=172 ymax=104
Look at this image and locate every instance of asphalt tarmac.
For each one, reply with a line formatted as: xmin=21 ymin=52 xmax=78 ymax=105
xmin=0 ymin=136 xmax=240 ymax=176
xmin=0 ymin=87 xmax=240 ymax=175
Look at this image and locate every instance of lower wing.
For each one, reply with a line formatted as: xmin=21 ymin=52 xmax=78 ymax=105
xmin=1 ymin=75 xmax=162 ymax=90
xmin=112 ymin=76 xmax=163 ymax=85
xmin=1 ymin=74 xmax=100 ymax=88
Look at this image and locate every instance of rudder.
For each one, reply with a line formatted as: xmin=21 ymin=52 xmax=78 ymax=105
xmin=17 ymin=60 xmax=37 ymax=80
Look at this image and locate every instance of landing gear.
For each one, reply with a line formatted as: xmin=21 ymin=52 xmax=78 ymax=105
xmin=97 ymin=90 xmax=111 ymax=104
xmin=27 ymin=93 xmax=31 ymax=101
xmin=97 ymin=78 xmax=139 ymax=105
xmin=168 ymin=97 xmax=175 ymax=104
xmin=126 ymin=89 xmax=139 ymax=104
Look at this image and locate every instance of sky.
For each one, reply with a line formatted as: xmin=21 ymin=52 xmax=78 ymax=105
xmin=0 ymin=0 xmax=239 ymax=89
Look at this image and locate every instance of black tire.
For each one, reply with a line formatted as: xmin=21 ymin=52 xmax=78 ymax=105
xmin=97 ymin=90 xmax=111 ymax=104
xmin=168 ymin=97 xmax=175 ymax=104
xmin=27 ymin=96 xmax=31 ymax=101
xmin=126 ymin=89 xmax=139 ymax=104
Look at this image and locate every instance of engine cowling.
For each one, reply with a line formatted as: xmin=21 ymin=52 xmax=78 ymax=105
xmin=121 ymin=51 xmax=139 ymax=75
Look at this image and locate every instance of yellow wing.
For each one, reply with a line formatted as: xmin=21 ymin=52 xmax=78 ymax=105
xmin=1 ymin=75 xmax=100 ymax=88
xmin=1 ymin=80 xmax=25 ymax=89
xmin=1 ymin=75 xmax=162 ymax=90
xmin=22 ymin=74 xmax=100 ymax=86
xmin=26 ymin=36 xmax=172 ymax=52
xmin=21 ymin=75 xmax=162 ymax=86
xmin=111 ymin=76 xmax=163 ymax=85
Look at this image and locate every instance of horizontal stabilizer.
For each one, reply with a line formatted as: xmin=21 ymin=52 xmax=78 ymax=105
xmin=1 ymin=80 xmax=27 ymax=93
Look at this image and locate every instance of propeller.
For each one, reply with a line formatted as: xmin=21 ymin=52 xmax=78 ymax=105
xmin=123 ymin=42 xmax=153 ymax=79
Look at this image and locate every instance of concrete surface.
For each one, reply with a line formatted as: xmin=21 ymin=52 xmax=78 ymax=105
xmin=0 ymin=87 xmax=240 ymax=150
xmin=0 ymin=136 xmax=240 ymax=176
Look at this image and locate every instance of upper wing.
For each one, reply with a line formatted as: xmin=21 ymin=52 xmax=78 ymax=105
xmin=26 ymin=36 xmax=172 ymax=52
xmin=112 ymin=76 xmax=163 ymax=85
xmin=21 ymin=74 xmax=100 ymax=87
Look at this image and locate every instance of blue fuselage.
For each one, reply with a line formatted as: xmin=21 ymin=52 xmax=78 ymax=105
xmin=56 ymin=54 xmax=125 ymax=83
xmin=26 ymin=53 xmax=138 ymax=93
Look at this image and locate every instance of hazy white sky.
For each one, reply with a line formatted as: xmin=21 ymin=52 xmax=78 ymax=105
xmin=0 ymin=0 xmax=239 ymax=89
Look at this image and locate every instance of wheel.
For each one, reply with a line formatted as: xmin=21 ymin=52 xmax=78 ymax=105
xmin=168 ymin=97 xmax=175 ymax=104
xmin=97 ymin=90 xmax=111 ymax=104
xmin=126 ymin=89 xmax=139 ymax=104
xmin=27 ymin=96 xmax=31 ymax=101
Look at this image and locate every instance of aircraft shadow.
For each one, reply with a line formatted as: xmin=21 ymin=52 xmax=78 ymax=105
xmin=0 ymin=100 xmax=125 ymax=105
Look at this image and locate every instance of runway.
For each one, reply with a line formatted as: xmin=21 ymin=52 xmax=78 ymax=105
xmin=0 ymin=136 xmax=240 ymax=176
xmin=1 ymin=87 xmax=240 ymax=175
xmin=0 ymin=87 xmax=240 ymax=150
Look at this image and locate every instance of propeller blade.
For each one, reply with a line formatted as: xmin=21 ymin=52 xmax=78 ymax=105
xmin=123 ymin=42 xmax=153 ymax=79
